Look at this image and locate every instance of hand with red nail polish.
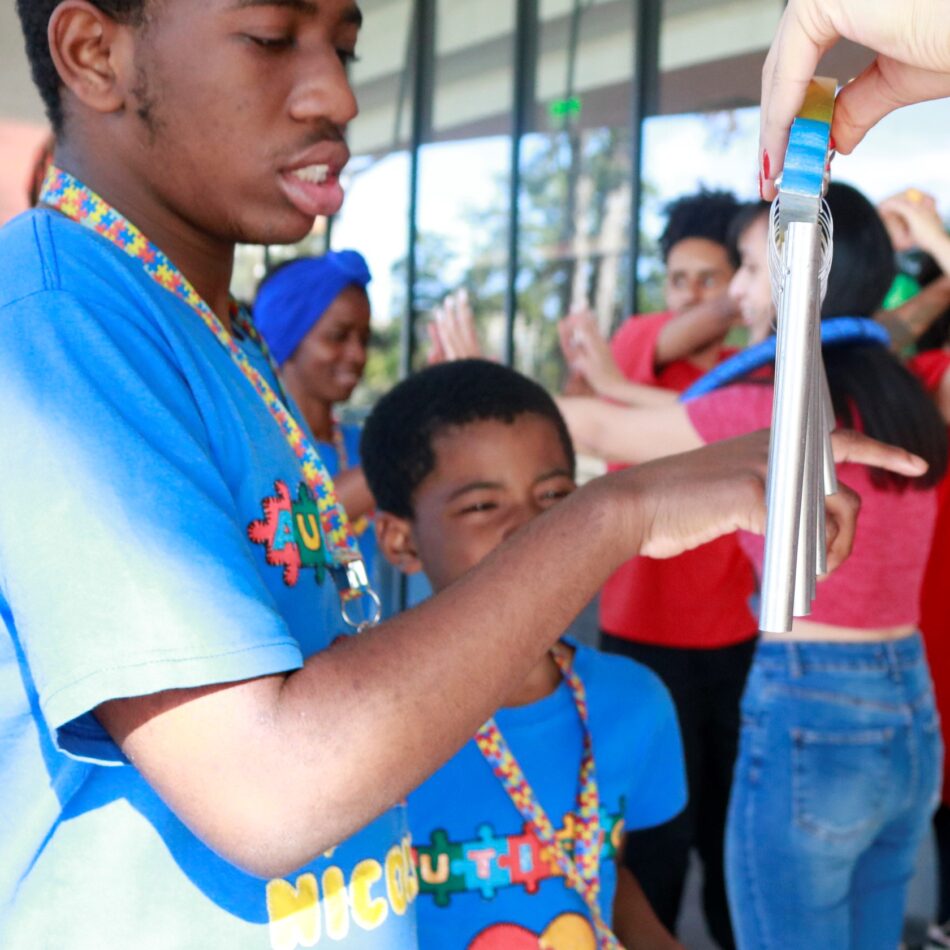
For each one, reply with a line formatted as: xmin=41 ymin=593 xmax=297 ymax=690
xmin=759 ymin=0 xmax=950 ymax=200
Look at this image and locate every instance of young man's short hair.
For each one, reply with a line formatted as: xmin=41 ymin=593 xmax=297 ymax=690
xmin=659 ymin=189 xmax=741 ymax=267
xmin=361 ymin=359 xmax=576 ymax=518
xmin=16 ymin=0 xmax=149 ymax=132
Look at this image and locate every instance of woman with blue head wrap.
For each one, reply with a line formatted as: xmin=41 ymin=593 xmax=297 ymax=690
xmin=254 ymin=249 xmax=376 ymax=546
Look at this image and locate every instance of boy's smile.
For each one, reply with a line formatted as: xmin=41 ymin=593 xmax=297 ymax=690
xmin=400 ymin=415 xmax=576 ymax=594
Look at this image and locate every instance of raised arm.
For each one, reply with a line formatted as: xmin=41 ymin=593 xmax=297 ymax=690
xmin=879 ymin=191 xmax=950 ymax=278
xmin=654 ymin=295 xmax=740 ymax=368
xmin=558 ymin=311 xmax=680 ymax=407
xmin=556 ymin=396 xmax=701 ymax=463
xmin=878 ymin=276 xmax=950 ymax=353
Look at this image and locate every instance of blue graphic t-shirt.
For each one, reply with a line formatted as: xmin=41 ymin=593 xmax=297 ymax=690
xmin=407 ymin=643 xmax=686 ymax=949
xmin=0 ymin=210 xmax=418 ymax=949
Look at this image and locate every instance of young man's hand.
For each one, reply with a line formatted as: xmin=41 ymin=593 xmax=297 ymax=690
xmin=613 ymin=427 xmax=927 ymax=562
xmin=760 ymin=0 xmax=950 ymax=199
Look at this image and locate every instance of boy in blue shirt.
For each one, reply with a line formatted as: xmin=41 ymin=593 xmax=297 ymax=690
xmin=362 ymin=359 xmax=686 ymax=949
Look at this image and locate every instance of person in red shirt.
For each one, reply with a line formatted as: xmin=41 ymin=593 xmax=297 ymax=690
xmin=883 ymin=190 xmax=950 ymax=950
xmin=561 ymin=190 xmax=755 ymax=949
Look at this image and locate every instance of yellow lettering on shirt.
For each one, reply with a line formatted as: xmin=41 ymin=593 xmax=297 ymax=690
xmin=296 ymin=513 xmax=323 ymax=551
xmin=401 ymin=836 xmax=419 ymax=902
xmin=322 ymin=866 xmax=349 ymax=941
xmin=350 ymin=859 xmax=388 ymax=931
xmin=385 ymin=843 xmax=409 ymax=916
xmin=266 ymin=839 xmax=417 ymax=948
xmin=266 ymin=874 xmax=320 ymax=950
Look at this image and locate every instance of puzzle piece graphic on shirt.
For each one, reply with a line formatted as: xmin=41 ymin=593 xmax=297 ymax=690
xmin=414 ymin=829 xmax=466 ymax=908
xmin=452 ymin=824 xmax=510 ymax=900
xmin=497 ymin=823 xmax=550 ymax=895
xmin=247 ymin=480 xmax=301 ymax=586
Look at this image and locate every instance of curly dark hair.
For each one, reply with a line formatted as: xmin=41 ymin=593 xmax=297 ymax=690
xmin=659 ymin=189 xmax=742 ymax=267
xmin=16 ymin=1 xmax=149 ymax=132
xmin=361 ymin=360 xmax=576 ymax=518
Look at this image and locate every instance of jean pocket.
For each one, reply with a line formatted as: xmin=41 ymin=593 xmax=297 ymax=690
xmin=792 ymin=726 xmax=894 ymax=841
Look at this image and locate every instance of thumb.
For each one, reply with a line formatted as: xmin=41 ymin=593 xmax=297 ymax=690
xmin=832 ymin=58 xmax=950 ymax=153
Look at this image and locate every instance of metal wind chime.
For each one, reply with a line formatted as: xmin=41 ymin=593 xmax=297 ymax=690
xmin=759 ymin=77 xmax=838 ymax=635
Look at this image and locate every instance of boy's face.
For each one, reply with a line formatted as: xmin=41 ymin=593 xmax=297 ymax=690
xmin=664 ymin=238 xmax=735 ymax=313
xmin=80 ymin=0 xmax=362 ymax=246
xmin=376 ymin=415 xmax=576 ymax=593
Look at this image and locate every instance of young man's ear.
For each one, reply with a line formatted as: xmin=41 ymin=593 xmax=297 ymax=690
xmin=49 ymin=1 xmax=137 ymax=121
xmin=374 ymin=513 xmax=423 ymax=575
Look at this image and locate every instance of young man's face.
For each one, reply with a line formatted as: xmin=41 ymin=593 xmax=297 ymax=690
xmin=113 ymin=0 xmax=361 ymax=246
xmin=664 ymin=237 xmax=735 ymax=313
xmin=382 ymin=415 xmax=576 ymax=593
xmin=282 ymin=286 xmax=370 ymax=406
xmin=729 ymin=214 xmax=774 ymax=344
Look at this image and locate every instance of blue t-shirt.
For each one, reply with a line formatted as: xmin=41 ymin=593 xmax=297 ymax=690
xmin=0 ymin=210 xmax=418 ymax=949
xmin=407 ymin=643 xmax=686 ymax=949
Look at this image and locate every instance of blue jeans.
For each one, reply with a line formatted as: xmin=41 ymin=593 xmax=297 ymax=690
xmin=725 ymin=635 xmax=942 ymax=949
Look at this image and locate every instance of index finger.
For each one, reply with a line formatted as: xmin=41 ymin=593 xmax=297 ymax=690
xmin=760 ymin=3 xmax=836 ymax=198
xmin=829 ymin=428 xmax=928 ymax=477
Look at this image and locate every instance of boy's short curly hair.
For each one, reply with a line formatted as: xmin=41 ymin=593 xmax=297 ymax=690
xmin=360 ymin=360 xmax=576 ymax=519
xmin=659 ymin=189 xmax=741 ymax=267
xmin=16 ymin=0 xmax=149 ymax=132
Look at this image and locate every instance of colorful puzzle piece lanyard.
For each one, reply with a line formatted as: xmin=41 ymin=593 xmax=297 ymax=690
xmin=39 ymin=165 xmax=381 ymax=631
xmin=474 ymin=642 xmax=620 ymax=949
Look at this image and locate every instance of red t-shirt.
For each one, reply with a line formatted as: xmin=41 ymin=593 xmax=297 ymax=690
xmin=909 ymin=349 xmax=950 ymax=800
xmin=599 ymin=312 xmax=758 ymax=648
xmin=686 ymin=383 xmax=937 ymax=628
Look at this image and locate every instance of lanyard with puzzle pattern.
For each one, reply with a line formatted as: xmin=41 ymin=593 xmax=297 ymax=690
xmin=474 ymin=642 xmax=620 ymax=949
xmin=39 ymin=165 xmax=379 ymax=629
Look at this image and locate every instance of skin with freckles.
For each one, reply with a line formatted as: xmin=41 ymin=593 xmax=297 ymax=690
xmin=50 ymin=0 xmax=360 ymax=324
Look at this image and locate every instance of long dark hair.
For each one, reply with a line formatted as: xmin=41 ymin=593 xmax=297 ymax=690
xmin=820 ymin=183 xmax=946 ymax=488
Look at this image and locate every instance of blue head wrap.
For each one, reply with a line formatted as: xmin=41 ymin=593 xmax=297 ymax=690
xmin=253 ymin=250 xmax=372 ymax=365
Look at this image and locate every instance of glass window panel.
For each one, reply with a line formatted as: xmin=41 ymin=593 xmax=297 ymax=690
xmin=514 ymin=0 xmax=635 ymax=390
xmin=410 ymin=0 xmax=515 ymax=367
xmin=431 ymin=0 xmax=516 ymax=138
xmin=415 ymin=136 xmax=513 ymax=363
xmin=347 ymin=0 xmax=415 ymax=155
xmin=330 ymin=150 xmax=412 ymax=405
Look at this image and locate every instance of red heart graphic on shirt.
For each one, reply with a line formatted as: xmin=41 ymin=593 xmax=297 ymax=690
xmin=468 ymin=912 xmax=596 ymax=949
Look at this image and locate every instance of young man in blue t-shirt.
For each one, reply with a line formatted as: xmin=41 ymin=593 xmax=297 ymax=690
xmin=362 ymin=359 xmax=686 ymax=950
xmin=0 ymin=0 xmax=916 ymax=946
